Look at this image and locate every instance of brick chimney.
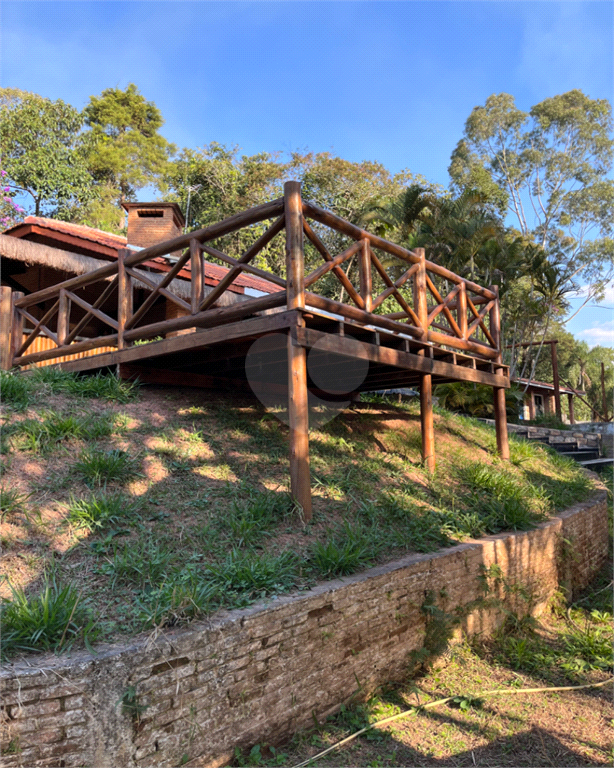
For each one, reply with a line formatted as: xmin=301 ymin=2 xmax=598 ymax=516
xmin=122 ymin=202 xmax=185 ymax=254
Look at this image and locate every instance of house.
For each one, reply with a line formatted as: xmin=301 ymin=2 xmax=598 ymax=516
xmin=0 ymin=203 xmax=279 ymax=363
xmin=514 ymin=377 xmax=585 ymax=425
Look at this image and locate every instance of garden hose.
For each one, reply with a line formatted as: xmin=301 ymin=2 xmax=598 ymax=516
xmin=291 ymin=677 xmax=614 ymax=768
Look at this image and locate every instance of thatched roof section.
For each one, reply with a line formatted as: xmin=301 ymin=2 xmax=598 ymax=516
xmin=0 ymin=234 xmax=245 ymax=306
xmin=1 ymin=233 xmax=110 ymax=276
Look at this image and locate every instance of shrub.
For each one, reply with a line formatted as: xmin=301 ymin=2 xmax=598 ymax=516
xmin=1 ymin=579 xmax=98 ymax=659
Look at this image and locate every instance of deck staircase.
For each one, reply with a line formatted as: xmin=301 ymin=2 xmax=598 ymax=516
xmin=514 ymin=428 xmax=612 ymax=472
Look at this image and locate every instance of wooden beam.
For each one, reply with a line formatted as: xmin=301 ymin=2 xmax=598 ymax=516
xmin=57 ymin=289 xmax=70 ymax=346
xmin=32 ymin=311 xmax=297 ymax=373
xmin=190 ymin=239 xmax=204 ymax=315
xmin=601 ymin=361 xmax=608 ymax=422
xmin=287 ymin=327 xmax=312 ymax=522
xmin=122 ymin=291 xmax=286 ymax=343
xmin=568 ymin=392 xmax=575 ymax=425
xmin=294 ymin=327 xmax=509 ymax=388
xmin=1 ymin=286 xmax=13 ymax=369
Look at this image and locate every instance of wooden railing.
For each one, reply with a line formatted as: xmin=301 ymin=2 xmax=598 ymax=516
xmin=1 ymin=184 xmax=502 ymax=370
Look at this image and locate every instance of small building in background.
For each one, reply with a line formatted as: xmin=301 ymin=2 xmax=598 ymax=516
xmin=514 ymin=378 xmax=585 ymax=424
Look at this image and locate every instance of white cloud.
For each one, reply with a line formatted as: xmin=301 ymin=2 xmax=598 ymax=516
xmin=577 ymin=319 xmax=614 ymax=348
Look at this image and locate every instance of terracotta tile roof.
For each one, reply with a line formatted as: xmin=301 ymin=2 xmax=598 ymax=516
xmin=19 ymin=216 xmax=128 ymax=250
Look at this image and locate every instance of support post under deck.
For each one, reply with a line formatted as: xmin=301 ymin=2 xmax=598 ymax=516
xmin=420 ymin=372 xmax=435 ymax=473
xmin=489 ymin=285 xmax=509 ymax=460
xmin=285 ymin=181 xmax=312 ymax=522
xmin=413 ymin=247 xmax=436 ymax=472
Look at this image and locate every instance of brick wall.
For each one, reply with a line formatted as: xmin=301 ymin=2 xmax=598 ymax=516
xmin=0 ymin=491 xmax=608 ymax=768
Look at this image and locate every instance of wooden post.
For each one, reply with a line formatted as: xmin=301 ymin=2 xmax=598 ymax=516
xmin=359 ymin=239 xmax=372 ymax=313
xmin=568 ymin=393 xmax=575 ymax=425
xmin=1 ymin=286 xmax=13 ymax=369
xmin=284 ymin=181 xmax=312 ymax=521
xmin=420 ymin=371 xmax=435 ymax=473
xmin=601 ymin=362 xmax=608 ymax=422
xmin=458 ymin=282 xmax=468 ymax=339
xmin=413 ymin=248 xmax=428 ymax=341
xmin=190 ymin=239 xmax=204 ymax=315
xmin=489 ymin=285 xmax=509 ymax=460
xmin=551 ymin=340 xmax=561 ymax=420
xmin=10 ymin=292 xmax=24 ymax=364
xmin=529 ymin=391 xmax=536 ymax=420
xmin=412 ymin=248 xmax=435 ymax=470
xmin=117 ymin=249 xmax=133 ymax=351
xmin=288 ymin=330 xmax=312 ymax=522
xmin=57 ymin=289 xmax=69 ymax=347
xmin=284 ymin=181 xmax=305 ymax=311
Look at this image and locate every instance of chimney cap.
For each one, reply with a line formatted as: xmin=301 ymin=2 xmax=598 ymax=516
xmin=121 ymin=202 xmax=185 ymax=229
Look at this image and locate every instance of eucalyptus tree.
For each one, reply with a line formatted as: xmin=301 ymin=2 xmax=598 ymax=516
xmin=449 ymin=90 xmax=614 ymax=318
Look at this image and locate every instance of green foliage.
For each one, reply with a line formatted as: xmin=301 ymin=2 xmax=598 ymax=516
xmin=0 ymin=369 xmax=138 ymax=410
xmin=0 ymin=371 xmax=31 ymax=410
xmin=204 ymin=549 xmax=301 ymax=602
xmin=450 ymin=90 xmax=614 ymax=324
xmin=75 ymin=448 xmax=138 ymax=487
xmin=77 ymin=83 xmax=175 ymax=228
xmin=435 ymin=382 xmax=523 ymax=419
xmin=0 ymin=88 xmax=95 ymax=216
xmin=0 ymin=578 xmax=98 ymax=659
xmin=12 ymin=411 xmax=113 ymax=453
xmin=65 ymin=492 xmax=140 ymax=532
xmin=0 ymin=488 xmax=32 ymax=521
xmin=233 ymin=743 xmax=288 ymax=767
xmin=309 ymin=524 xmax=375 ymax=577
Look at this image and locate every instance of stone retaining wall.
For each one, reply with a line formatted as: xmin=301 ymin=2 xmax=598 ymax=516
xmin=0 ymin=491 xmax=608 ymax=768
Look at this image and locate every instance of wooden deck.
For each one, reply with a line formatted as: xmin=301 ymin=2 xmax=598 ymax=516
xmin=1 ymin=182 xmax=510 ymax=520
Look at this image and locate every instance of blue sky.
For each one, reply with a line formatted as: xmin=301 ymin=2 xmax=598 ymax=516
xmin=1 ymin=0 xmax=613 ymax=345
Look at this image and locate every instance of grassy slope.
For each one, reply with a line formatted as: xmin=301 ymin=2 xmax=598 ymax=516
xmin=0 ymin=369 xmax=599 ymax=658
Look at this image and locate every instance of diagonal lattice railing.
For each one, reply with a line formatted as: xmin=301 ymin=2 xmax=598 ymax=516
xmin=2 ymin=188 xmax=502 ymax=370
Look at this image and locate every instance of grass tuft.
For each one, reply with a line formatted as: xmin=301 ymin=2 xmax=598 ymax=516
xmin=1 ymin=578 xmax=98 ymax=659
xmin=75 ymin=448 xmax=138 ymax=487
xmin=65 ymin=492 xmax=140 ymax=532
